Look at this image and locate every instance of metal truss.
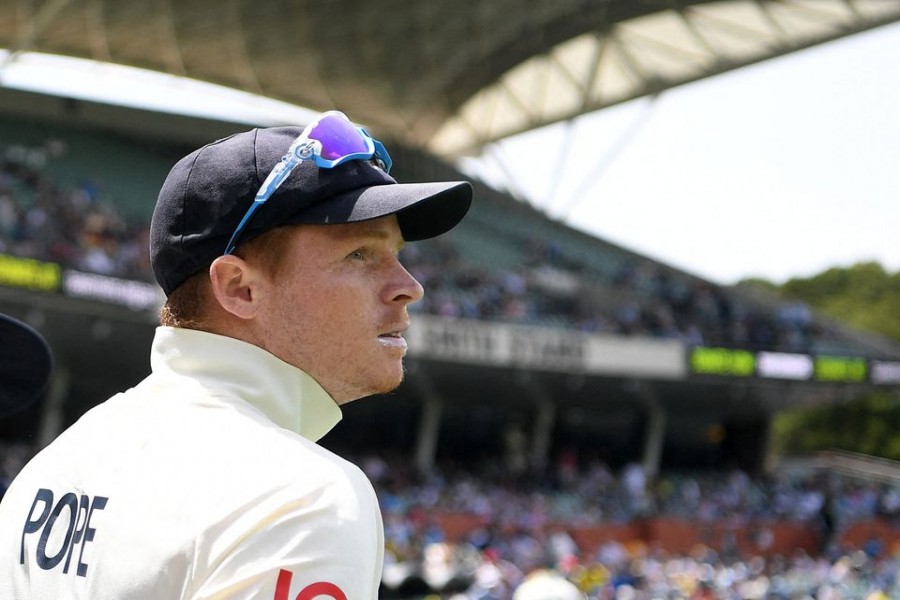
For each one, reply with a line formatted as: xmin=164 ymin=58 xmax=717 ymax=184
xmin=429 ymin=0 xmax=900 ymax=157
xmin=0 ymin=0 xmax=898 ymax=159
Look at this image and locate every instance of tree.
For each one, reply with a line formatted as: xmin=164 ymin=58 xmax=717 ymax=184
xmin=743 ymin=262 xmax=900 ymax=459
xmin=780 ymin=262 xmax=900 ymax=342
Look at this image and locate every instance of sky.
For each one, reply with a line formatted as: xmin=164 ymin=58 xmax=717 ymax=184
xmin=2 ymin=21 xmax=899 ymax=286
xmin=461 ymin=22 xmax=900 ymax=285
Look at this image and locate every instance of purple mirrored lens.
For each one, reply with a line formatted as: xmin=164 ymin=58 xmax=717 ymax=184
xmin=307 ymin=114 xmax=370 ymax=160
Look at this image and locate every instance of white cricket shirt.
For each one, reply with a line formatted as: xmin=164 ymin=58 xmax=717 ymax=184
xmin=0 ymin=326 xmax=384 ymax=599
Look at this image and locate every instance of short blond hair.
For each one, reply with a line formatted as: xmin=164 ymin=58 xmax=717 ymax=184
xmin=159 ymin=270 xmax=209 ymax=328
xmin=159 ymin=226 xmax=297 ymax=329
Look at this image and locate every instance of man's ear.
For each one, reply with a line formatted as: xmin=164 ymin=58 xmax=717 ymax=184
xmin=208 ymin=255 xmax=264 ymax=320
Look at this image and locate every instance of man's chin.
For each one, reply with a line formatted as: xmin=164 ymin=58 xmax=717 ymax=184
xmin=373 ymin=371 xmax=405 ymax=396
xmin=340 ymin=372 xmax=404 ymax=404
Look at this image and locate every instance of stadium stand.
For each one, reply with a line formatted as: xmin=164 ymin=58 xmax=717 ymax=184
xmin=1 ymin=126 xmax=888 ymax=358
xmin=2 ymin=106 xmax=900 ymax=599
xmin=355 ymin=450 xmax=900 ymax=598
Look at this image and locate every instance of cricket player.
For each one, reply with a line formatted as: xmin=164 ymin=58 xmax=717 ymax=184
xmin=0 ymin=111 xmax=472 ymax=599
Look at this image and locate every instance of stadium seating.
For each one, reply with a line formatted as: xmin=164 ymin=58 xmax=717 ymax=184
xmin=4 ymin=121 xmax=900 ymax=599
xmin=2 ymin=126 xmax=885 ymax=359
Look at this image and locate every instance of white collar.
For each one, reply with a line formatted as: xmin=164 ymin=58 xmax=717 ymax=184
xmin=149 ymin=326 xmax=342 ymax=441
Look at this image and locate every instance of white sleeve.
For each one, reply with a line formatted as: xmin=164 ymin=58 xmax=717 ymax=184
xmin=188 ymin=469 xmax=384 ymax=600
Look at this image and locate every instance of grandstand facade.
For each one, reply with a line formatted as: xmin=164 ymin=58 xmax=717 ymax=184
xmin=1 ymin=87 xmax=897 ymax=482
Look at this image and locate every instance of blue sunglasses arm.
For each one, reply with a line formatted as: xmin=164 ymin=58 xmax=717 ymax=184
xmin=256 ymin=153 xmax=301 ymax=202
xmin=223 ymin=148 xmax=305 ymax=255
xmin=222 ymin=114 xmax=391 ymax=255
xmin=223 ymin=201 xmax=262 ymax=255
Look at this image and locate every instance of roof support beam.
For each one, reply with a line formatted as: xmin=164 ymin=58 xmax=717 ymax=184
xmin=1 ymin=0 xmax=73 ymax=70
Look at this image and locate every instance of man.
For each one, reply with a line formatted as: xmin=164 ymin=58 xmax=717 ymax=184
xmin=0 ymin=111 xmax=472 ymax=599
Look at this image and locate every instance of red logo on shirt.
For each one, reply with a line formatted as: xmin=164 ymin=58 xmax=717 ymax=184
xmin=274 ymin=569 xmax=347 ymax=600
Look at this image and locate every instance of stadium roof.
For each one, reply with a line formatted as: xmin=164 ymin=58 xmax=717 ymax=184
xmin=1 ymin=0 xmax=899 ymax=158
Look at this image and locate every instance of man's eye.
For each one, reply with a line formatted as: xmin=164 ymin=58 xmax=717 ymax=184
xmin=349 ymin=250 xmax=366 ymax=260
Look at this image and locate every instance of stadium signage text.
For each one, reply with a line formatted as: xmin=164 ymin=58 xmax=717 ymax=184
xmin=63 ymin=270 xmax=163 ymax=312
xmin=689 ymin=347 xmax=889 ymax=385
xmin=0 ymin=254 xmax=164 ymax=312
xmin=756 ymin=351 xmax=814 ymax=380
xmin=690 ymin=347 xmax=755 ymax=377
xmin=814 ymin=356 xmax=867 ymax=383
xmin=407 ymin=317 xmax=892 ymax=386
xmin=871 ymin=361 xmax=900 ymax=384
xmin=422 ymin=320 xmax=497 ymax=363
xmin=509 ymin=329 xmax=585 ymax=370
xmin=0 ymin=254 xmax=61 ymax=292
xmin=409 ymin=316 xmax=682 ymax=376
xmin=416 ymin=318 xmax=588 ymax=371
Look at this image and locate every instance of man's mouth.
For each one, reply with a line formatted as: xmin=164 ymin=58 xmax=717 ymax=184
xmin=378 ymin=329 xmax=408 ymax=349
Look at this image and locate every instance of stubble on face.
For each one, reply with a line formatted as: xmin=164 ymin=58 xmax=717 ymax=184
xmin=277 ymin=301 xmax=407 ymax=402
xmin=254 ymin=218 xmax=420 ymax=404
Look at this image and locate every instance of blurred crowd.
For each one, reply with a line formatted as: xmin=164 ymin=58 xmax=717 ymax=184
xmin=2 ymin=438 xmax=898 ymax=599
xmin=358 ymin=453 xmax=900 ymax=599
xmin=369 ymin=456 xmax=900 ymax=531
xmin=1 ymin=142 xmax=835 ymax=354
xmin=403 ymin=237 xmax=825 ymax=354
xmin=3 ymin=139 xmax=895 ymax=598
xmin=382 ymin=543 xmax=900 ymax=599
xmin=0 ymin=142 xmax=152 ymax=281
xmin=4 ymin=437 xmax=899 ymax=598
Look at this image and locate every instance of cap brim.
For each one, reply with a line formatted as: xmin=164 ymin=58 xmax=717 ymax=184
xmin=0 ymin=314 xmax=53 ymax=417
xmin=289 ymin=180 xmax=473 ymax=241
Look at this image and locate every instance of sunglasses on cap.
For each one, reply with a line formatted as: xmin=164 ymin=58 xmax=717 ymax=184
xmin=224 ymin=110 xmax=393 ymax=255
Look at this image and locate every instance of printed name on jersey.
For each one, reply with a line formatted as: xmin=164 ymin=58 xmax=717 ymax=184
xmin=274 ymin=569 xmax=347 ymax=600
xmin=20 ymin=488 xmax=108 ymax=577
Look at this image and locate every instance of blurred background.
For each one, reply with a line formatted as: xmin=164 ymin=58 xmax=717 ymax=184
xmin=1 ymin=1 xmax=899 ymax=598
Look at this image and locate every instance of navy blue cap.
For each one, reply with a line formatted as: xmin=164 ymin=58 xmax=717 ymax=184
xmin=0 ymin=314 xmax=52 ymax=417
xmin=150 ymin=126 xmax=472 ymax=296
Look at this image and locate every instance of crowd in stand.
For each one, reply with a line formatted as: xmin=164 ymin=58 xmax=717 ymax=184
xmin=5 ymin=439 xmax=900 ymax=598
xmin=366 ymin=455 xmax=900 ymax=540
xmin=402 ymin=236 xmax=826 ymax=354
xmin=1 ymin=143 xmax=836 ymax=354
xmin=6 ymin=142 xmax=897 ymax=596
xmin=364 ymin=455 xmax=900 ymax=598
xmin=0 ymin=143 xmax=153 ymax=281
xmin=468 ymin=546 xmax=898 ymax=599
xmin=388 ymin=543 xmax=900 ymax=599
